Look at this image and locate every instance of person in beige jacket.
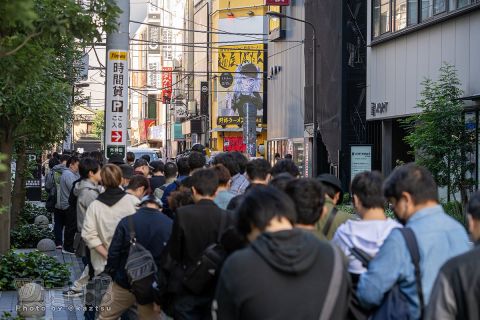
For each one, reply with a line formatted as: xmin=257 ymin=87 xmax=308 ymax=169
xmin=82 ymin=164 xmax=140 ymax=276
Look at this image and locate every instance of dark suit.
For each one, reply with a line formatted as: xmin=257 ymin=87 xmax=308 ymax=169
xmin=167 ymin=199 xmax=230 ymax=320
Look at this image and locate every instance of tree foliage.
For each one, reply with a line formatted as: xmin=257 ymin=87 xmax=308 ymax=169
xmin=402 ymin=63 xmax=475 ymax=206
xmin=93 ymin=110 xmax=105 ymax=139
xmin=0 ymin=0 xmax=120 ymax=253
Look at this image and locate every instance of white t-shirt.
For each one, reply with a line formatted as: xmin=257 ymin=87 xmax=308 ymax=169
xmin=332 ymin=218 xmax=402 ymax=274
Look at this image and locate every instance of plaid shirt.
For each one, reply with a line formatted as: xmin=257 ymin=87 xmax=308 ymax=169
xmin=230 ymin=173 xmax=250 ymax=195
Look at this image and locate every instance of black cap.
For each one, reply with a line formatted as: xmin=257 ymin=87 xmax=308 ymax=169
xmin=138 ymin=194 xmax=162 ymax=208
xmin=316 ymin=174 xmax=344 ymax=204
xmin=150 ymin=160 xmax=164 ymax=173
xmin=108 ymin=154 xmax=125 ymax=165
xmin=119 ymin=164 xmax=134 ymax=179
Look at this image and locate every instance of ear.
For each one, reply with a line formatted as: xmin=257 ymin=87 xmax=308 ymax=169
xmin=320 ymin=205 xmax=328 ymax=219
xmin=192 ymin=186 xmax=199 ymax=197
xmin=266 ymin=173 xmax=272 ymax=182
xmin=402 ymin=192 xmax=414 ymax=206
xmin=468 ymin=214 xmax=475 ymax=235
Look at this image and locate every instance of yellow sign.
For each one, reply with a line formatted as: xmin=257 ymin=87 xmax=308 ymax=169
xmin=109 ymin=51 xmax=127 ymax=60
xmin=217 ymin=44 xmax=265 ymax=120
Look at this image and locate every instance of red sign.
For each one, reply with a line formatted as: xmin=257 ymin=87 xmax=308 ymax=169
xmin=139 ymin=119 xmax=156 ymax=141
xmin=224 ymin=136 xmax=246 ymax=152
xmin=265 ymin=0 xmax=290 ymax=5
xmin=161 ymin=67 xmax=173 ymax=103
xmin=111 ymin=131 xmax=123 ymax=143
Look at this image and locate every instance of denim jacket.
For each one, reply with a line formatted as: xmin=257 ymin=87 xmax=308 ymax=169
xmin=357 ymin=205 xmax=470 ymax=319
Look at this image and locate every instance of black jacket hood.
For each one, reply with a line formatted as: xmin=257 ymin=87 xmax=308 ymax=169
xmin=251 ymin=229 xmax=318 ymax=274
xmin=97 ymin=187 xmax=127 ymax=207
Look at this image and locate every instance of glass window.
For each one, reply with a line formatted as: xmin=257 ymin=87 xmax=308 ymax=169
xmin=373 ymin=0 xmax=381 ymax=37
xmin=380 ymin=0 xmax=391 ymax=34
xmin=434 ymin=0 xmax=446 ymax=13
xmin=457 ymin=0 xmax=470 ymax=8
xmin=408 ymin=0 xmax=418 ymax=25
xmin=395 ymin=0 xmax=407 ymax=30
xmin=421 ymin=0 xmax=433 ymax=20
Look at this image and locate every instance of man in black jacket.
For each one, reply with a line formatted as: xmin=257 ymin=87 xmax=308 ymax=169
xmin=166 ymin=168 xmax=228 ymax=320
xmin=100 ymin=195 xmax=172 ymax=320
xmin=426 ymin=191 xmax=480 ymax=320
xmin=213 ymin=186 xmax=351 ymax=320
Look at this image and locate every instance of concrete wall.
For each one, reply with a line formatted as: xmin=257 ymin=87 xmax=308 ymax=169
xmin=267 ymin=0 xmax=305 ymax=140
xmin=367 ymin=9 xmax=480 ymax=120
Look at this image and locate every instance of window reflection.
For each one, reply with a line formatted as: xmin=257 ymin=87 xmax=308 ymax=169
xmin=381 ymin=0 xmax=391 ymax=34
xmin=395 ymin=0 xmax=407 ymax=30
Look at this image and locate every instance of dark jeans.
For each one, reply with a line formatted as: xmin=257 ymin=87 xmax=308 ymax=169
xmin=173 ymin=293 xmax=213 ymax=320
xmin=63 ymin=206 xmax=76 ymax=250
xmin=53 ymin=208 xmax=67 ymax=246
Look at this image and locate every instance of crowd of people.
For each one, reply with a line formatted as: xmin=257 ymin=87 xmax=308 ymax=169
xmin=42 ymin=149 xmax=480 ymax=320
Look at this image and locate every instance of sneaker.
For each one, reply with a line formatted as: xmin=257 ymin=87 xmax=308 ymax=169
xmin=62 ymin=288 xmax=83 ymax=297
xmin=62 ymin=248 xmax=75 ymax=255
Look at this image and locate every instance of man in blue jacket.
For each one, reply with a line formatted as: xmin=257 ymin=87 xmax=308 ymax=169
xmin=101 ymin=195 xmax=172 ymax=319
xmin=357 ymin=163 xmax=470 ymax=319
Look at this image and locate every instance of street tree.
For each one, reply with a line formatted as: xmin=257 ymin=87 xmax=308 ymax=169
xmin=0 ymin=0 xmax=120 ymax=253
xmin=402 ymin=63 xmax=475 ymax=211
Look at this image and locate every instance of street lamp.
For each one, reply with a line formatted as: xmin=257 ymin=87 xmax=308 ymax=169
xmin=266 ymin=11 xmax=317 ymax=177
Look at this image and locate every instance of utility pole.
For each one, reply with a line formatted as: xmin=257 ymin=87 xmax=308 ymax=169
xmin=104 ymin=0 xmax=129 ymax=161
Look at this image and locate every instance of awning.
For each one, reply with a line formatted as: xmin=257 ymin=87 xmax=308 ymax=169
xmin=210 ymin=127 xmax=264 ymax=133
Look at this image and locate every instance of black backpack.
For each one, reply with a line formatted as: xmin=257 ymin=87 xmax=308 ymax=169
xmin=125 ymin=215 xmax=158 ymax=305
xmin=182 ymin=212 xmax=228 ymax=294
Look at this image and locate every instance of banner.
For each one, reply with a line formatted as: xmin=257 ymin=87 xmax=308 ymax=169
xmin=161 ymin=67 xmax=173 ymax=102
xmin=217 ymin=44 xmax=265 ymax=125
xmin=265 ymin=0 xmax=290 ymax=5
xmin=140 ymin=119 xmax=156 ymax=141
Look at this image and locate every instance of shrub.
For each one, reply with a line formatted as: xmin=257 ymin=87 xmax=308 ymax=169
xmin=0 ymin=251 xmax=70 ymax=291
xmin=442 ymin=201 xmax=465 ymax=225
xmin=1 ymin=312 xmax=24 ymax=320
xmin=18 ymin=203 xmax=51 ymax=225
xmin=11 ymin=224 xmax=54 ymax=249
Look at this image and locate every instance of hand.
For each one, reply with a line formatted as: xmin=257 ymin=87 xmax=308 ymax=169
xmin=153 ymin=303 xmax=162 ymax=314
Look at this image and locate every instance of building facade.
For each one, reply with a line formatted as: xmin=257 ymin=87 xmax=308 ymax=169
xmin=367 ymin=0 xmax=480 ymax=176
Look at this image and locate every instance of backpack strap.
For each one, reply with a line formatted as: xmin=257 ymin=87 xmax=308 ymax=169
xmin=322 ymin=207 xmax=338 ymax=236
xmin=349 ymin=246 xmax=372 ymax=268
xmin=399 ymin=228 xmax=425 ymax=318
xmin=128 ymin=215 xmax=136 ymax=244
xmin=319 ymin=245 xmax=344 ymax=320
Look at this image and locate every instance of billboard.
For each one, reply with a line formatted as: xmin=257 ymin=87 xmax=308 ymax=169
xmin=161 ymin=67 xmax=173 ymax=102
xmin=217 ymin=44 xmax=265 ymax=124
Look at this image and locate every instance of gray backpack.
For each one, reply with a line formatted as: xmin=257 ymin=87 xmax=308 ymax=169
xmin=125 ymin=215 xmax=158 ymax=305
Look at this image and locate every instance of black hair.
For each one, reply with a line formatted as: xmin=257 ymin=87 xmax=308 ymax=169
xmin=164 ymin=162 xmax=178 ymax=179
xmin=468 ymin=191 xmax=480 ymax=220
xmin=383 ymin=163 xmax=438 ymax=204
xmin=212 ymin=164 xmax=231 ymax=185
xmin=236 ymin=186 xmax=297 ymax=237
xmin=127 ymin=175 xmax=150 ymax=191
xmin=246 ymin=158 xmax=271 ymax=181
xmin=284 ymin=154 xmax=293 ymax=160
xmin=271 ymin=159 xmax=300 ymax=177
xmin=81 ymin=152 xmax=91 ymax=159
xmin=141 ymin=154 xmax=151 ymax=163
xmin=150 ymin=161 xmax=164 ymax=173
xmin=351 ymin=171 xmax=385 ymax=209
xmin=232 ymin=152 xmax=248 ymax=174
xmin=60 ymin=154 xmax=70 ymax=163
xmin=89 ymin=151 xmax=104 ymax=167
xmin=66 ymin=156 xmax=79 ymax=168
xmin=126 ymin=152 xmax=135 ymax=162
xmin=53 ymin=152 xmax=59 ymax=160
xmin=213 ymin=153 xmax=240 ymax=176
xmin=176 ymin=157 xmax=190 ymax=176
xmin=285 ymin=178 xmax=325 ymax=225
xmin=187 ymin=151 xmax=206 ymax=171
xmin=191 ymin=168 xmax=219 ymax=196
xmin=269 ymin=172 xmax=295 ymax=192
xmin=48 ymin=157 xmax=60 ymax=169
xmin=322 ymin=183 xmax=339 ymax=199
xmin=79 ymin=158 xmax=100 ymax=179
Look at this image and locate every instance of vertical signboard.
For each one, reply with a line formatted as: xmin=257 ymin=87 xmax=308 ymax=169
xmin=350 ymin=145 xmax=372 ymax=181
xmin=161 ymin=67 xmax=173 ymax=102
xmin=200 ymin=81 xmax=209 ymax=115
xmin=265 ymin=0 xmax=290 ymax=5
xmin=105 ymin=50 xmax=128 ymax=159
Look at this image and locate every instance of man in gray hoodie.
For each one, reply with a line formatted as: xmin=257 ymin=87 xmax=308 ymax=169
xmin=56 ymin=156 xmax=80 ymax=253
xmin=64 ymin=157 xmax=103 ymax=297
xmin=51 ymin=154 xmax=69 ymax=248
